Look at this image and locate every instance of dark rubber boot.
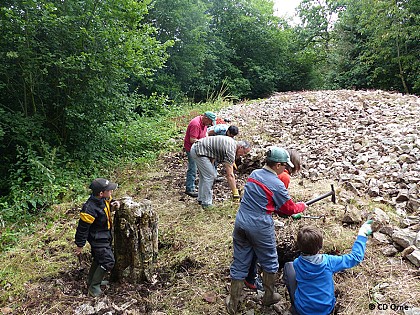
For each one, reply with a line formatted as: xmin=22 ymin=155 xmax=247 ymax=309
xmin=86 ymin=261 xmax=98 ymax=286
xmin=262 ymin=271 xmax=281 ymax=306
xmin=225 ymin=279 xmax=243 ymax=314
xmin=88 ymin=265 xmax=107 ymax=297
xmin=87 ymin=261 xmax=109 ymax=286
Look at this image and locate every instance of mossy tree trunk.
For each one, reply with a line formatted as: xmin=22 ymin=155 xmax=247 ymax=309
xmin=111 ymin=197 xmax=158 ymax=283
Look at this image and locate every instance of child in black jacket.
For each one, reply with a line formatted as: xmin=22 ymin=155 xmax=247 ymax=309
xmin=75 ymin=178 xmax=119 ymax=297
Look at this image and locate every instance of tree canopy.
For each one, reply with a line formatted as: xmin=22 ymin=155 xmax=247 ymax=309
xmin=295 ymin=0 xmax=419 ymax=92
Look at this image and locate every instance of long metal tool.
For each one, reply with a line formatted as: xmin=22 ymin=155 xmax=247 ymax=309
xmin=291 ymin=213 xmax=325 ymax=220
xmin=305 ymin=184 xmax=336 ymax=206
xmin=300 ymin=215 xmax=325 ymax=219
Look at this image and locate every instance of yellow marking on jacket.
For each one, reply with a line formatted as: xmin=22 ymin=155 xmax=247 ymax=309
xmin=80 ymin=212 xmax=95 ymax=224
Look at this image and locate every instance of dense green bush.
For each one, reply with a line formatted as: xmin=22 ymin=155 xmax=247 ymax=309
xmin=0 ymin=0 xmax=170 ymax=223
xmin=4 ymin=145 xmax=67 ymax=220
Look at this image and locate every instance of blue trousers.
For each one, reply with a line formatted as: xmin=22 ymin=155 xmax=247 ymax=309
xmin=185 ymin=151 xmax=197 ymax=192
xmin=245 ymin=253 xmax=259 ymax=283
xmin=230 ymin=220 xmax=279 ymax=279
xmin=283 ymin=262 xmax=297 ymax=305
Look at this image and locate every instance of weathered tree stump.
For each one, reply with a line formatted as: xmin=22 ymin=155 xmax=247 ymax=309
xmin=111 ymin=197 xmax=158 ymax=283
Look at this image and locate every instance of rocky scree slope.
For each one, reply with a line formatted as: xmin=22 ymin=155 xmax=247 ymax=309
xmin=219 ymin=89 xmax=419 ymax=217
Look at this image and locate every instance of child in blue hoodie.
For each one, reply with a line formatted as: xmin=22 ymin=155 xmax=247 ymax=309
xmin=283 ymin=221 xmax=372 ymax=315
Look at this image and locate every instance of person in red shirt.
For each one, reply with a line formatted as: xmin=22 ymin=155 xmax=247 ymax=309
xmin=278 ymin=149 xmax=302 ymax=189
xmin=183 ymin=111 xmax=216 ymax=197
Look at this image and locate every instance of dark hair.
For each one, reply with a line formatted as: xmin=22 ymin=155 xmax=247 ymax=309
xmin=227 ymin=125 xmax=239 ymax=137
xmin=297 ymin=226 xmax=323 ymax=255
xmin=287 ymin=149 xmax=301 ymax=174
xmin=265 ymin=159 xmax=279 ymax=167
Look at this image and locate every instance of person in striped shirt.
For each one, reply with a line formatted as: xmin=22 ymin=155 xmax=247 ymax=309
xmin=190 ymin=136 xmax=251 ymax=209
xmin=207 ymin=124 xmax=239 ymax=181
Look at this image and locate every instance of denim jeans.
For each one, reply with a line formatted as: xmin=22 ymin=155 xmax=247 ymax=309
xmin=185 ymin=151 xmax=197 ymax=192
xmin=190 ymin=144 xmax=217 ymax=206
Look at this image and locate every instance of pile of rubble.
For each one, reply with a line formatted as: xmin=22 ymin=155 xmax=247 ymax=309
xmin=218 ymin=89 xmax=420 ymax=267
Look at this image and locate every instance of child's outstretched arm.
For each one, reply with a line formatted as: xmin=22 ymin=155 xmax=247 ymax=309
xmin=328 ymin=220 xmax=372 ymax=273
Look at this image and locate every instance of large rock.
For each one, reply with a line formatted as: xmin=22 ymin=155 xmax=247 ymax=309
xmin=382 ymin=245 xmax=399 ymax=257
xmin=406 ymin=184 xmax=419 ymax=213
xmin=404 ymin=307 xmax=420 ymax=315
xmin=392 ymin=228 xmax=417 ymax=249
xmin=369 ymin=207 xmax=390 ymax=231
xmin=401 ymin=245 xmax=420 ymax=268
xmin=341 ymin=204 xmax=362 ymax=225
xmin=373 ymin=232 xmax=391 ymax=244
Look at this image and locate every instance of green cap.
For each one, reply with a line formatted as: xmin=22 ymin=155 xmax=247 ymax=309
xmin=204 ymin=111 xmax=217 ymax=125
xmin=266 ymin=146 xmax=294 ymax=167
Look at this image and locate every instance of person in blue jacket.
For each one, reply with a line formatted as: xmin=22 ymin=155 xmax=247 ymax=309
xmin=207 ymin=124 xmax=239 ymax=137
xmin=225 ymin=146 xmax=307 ymax=314
xmin=283 ymin=221 xmax=372 ymax=315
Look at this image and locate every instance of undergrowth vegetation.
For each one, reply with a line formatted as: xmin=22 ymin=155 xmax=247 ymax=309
xmin=0 ymin=100 xmax=227 ymax=252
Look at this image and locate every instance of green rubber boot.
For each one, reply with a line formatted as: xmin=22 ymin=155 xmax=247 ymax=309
xmin=262 ymin=271 xmax=281 ymax=306
xmin=86 ymin=261 xmax=98 ymax=287
xmin=88 ymin=265 xmax=107 ymax=297
xmin=87 ymin=261 xmax=109 ymax=286
xmin=225 ymin=279 xmax=243 ymax=314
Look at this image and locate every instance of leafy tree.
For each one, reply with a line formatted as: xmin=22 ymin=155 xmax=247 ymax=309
xmin=295 ymin=0 xmax=346 ymax=88
xmin=145 ymin=0 xmax=314 ymax=101
xmin=0 ymin=0 xmax=170 ymax=218
xmin=143 ymin=0 xmax=207 ymax=101
xmin=330 ymin=0 xmax=420 ymax=93
xmin=360 ymin=0 xmax=419 ymax=93
xmin=207 ymin=0 xmax=313 ymax=98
